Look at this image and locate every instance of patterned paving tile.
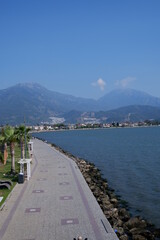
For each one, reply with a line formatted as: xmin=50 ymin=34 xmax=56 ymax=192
xmin=32 ymin=190 xmax=44 ymax=193
xmin=22 ymin=239 xmax=35 ymax=240
xmin=59 ymin=182 xmax=69 ymax=186
xmin=37 ymin=178 xmax=46 ymax=181
xmin=61 ymin=218 xmax=79 ymax=225
xmin=60 ymin=196 xmax=73 ymax=200
xmin=25 ymin=208 xmax=41 ymax=213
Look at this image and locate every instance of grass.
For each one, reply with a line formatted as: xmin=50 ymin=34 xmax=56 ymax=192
xmin=0 ymin=183 xmax=16 ymax=207
xmin=0 ymin=143 xmax=28 ymax=207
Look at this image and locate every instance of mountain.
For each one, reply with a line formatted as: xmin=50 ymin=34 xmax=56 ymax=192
xmin=62 ymin=105 xmax=160 ymax=124
xmin=0 ymin=83 xmax=97 ymax=125
xmin=0 ymin=83 xmax=160 ymax=125
xmin=95 ymin=105 xmax=160 ymax=123
xmin=98 ymin=88 xmax=160 ymax=110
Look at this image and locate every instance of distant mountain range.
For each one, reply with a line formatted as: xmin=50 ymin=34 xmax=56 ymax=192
xmin=0 ymin=83 xmax=160 ymax=125
xmin=62 ymin=106 xmax=160 ymax=124
xmin=98 ymin=88 xmax=160 ymax=109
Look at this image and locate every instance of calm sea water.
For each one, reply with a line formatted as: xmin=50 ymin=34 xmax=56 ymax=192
xmin=32 ymin=127 xmax=160 ymax=227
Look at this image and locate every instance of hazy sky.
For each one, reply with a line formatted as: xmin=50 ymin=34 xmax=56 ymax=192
xmin=0 ymin=0 xmax=160 ymax=99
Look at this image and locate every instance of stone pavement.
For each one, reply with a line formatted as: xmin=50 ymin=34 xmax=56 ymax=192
xmin=0 ymin=138 xmax=119 ymax=240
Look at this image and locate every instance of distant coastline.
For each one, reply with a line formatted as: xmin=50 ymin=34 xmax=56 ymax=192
xmin=30 ymin=124 xmax=159 ymax=134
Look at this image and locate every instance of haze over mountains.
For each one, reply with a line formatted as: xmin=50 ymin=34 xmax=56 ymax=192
xmin=0 ymin=83 xmax=160 ymax=125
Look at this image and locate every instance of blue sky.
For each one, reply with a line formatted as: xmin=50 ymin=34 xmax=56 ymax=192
xmin=0 ymin=0 xmax=160 ymax=99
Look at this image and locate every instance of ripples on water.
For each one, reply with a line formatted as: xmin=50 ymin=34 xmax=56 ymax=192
xmin=32 ymin=127 xmax=160 ymax=227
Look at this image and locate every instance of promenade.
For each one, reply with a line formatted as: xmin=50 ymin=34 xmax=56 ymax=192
xmin=0 ymin=138 xmax=118 ymax=240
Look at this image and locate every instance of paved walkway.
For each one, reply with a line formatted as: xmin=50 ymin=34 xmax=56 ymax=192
xmin=0 ymin=139 xmax=118 ymax=240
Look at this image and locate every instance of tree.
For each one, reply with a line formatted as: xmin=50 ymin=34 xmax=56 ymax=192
xmin=15 ymin=125 xmax=30 ymax=159
xmin=0 ymin=134 xmax=4 ymax=163
xmin=3 ymin=126 xmax=18 ymax=174
xmin=0 ymin=127 xmax=8 ymax=165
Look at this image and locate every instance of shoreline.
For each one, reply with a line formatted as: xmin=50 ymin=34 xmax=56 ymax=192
xmin=36 ymin=137 xmax=160 ymax=240
xmin=30 ymin=125 xmax=160 ymax=134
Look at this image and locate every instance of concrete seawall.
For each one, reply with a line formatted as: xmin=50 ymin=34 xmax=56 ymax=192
xmin=0 ymin=138 xmax=118 ymax=240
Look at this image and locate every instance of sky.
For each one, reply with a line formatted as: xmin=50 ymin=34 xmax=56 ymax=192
xmin=0 ymin=0 xmax=160 ymax=99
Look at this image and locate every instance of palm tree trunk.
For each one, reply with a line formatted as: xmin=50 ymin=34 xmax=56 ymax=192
xmin=22 ymin=142 xmax=25 ymax=159
xmin=4 ymin=142 xmax=8 ymax=165
xmin=20 ymin=139 xmax=25 ymax=159
xmin=10 ymin=142 xmax=15 ymax=174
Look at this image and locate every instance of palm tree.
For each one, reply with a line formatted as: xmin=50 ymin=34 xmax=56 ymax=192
xmin=0 ymin=133 xmax=4 ymax=163
xmin=15 ymin=125 xmax=30 ymax=159
xmin=0 ymin=127 xmax=8 ymax=165
xmin=3 ymin=126 xmax=17 ymax=174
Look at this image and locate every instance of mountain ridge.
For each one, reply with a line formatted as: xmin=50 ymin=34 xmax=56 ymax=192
xmin=62 ymin=105 xmax=160 ymax=124
xmin=98 ymin=88 xmax=160 ymax=110
xmin=0 ymin=83 xmax=160 ymax=124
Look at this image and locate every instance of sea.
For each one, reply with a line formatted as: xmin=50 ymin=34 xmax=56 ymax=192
xmin=32 ymin=127 xmax=160 ymax=228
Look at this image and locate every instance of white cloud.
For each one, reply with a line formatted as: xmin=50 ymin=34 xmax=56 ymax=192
xmin=92 ymin=78 xmax=106 ymax=91
xmin=115 ymin=77 xmax=136 ymax=88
